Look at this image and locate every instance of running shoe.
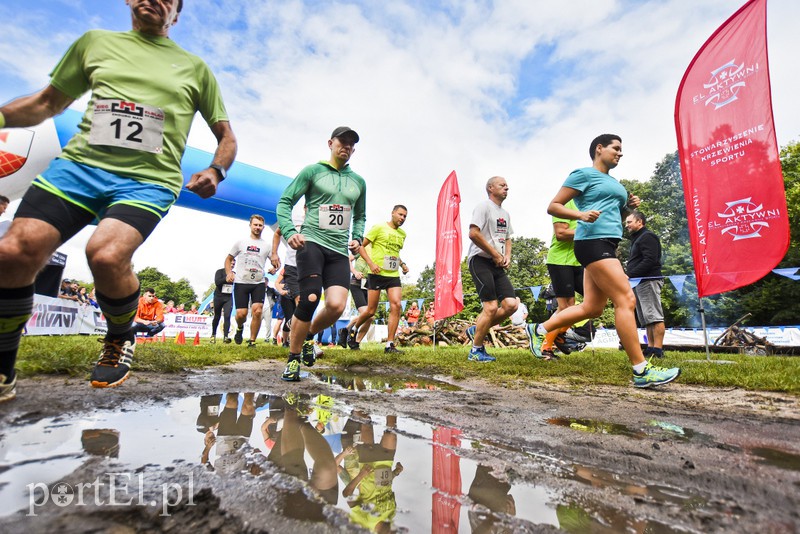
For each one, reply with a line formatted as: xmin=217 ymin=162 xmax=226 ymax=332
xmin=302 ymin=339 xmax=317 ymax=366
xmin=338 ymin=328 xmax=349 ymax=348
xmin=465 ymin=325 xmax=476 ymax=343
xmin=210 ymin=336 xmax=216 ymax=344
xmin=384 ymin=343 xmax=404 ymax=354
xmin=90 ymin=334 xmax=136 ymax=388
xmin=538 ymin=349 xmax=560 ymax=361
xmin=525 ymin=323 xmax=543 ymax=358
xmin=281 ymin=359 xmax=301 ymax=382
xmin=633 ymin=362 xmax=681 ymax=388
xmin=0 ymin=372 xmax=17 ymax=403
xmin=247 ymin=340 xmax=257 ymax=349
xmin=347 ymin=333 xmax=360 ymax=350
xmin=223 ymin=336 xmax=232 ymax=344
xmin=234 ymin=327 xmax=244 ymax=345
xmin=468 ymin=346 xmax=496 ymax=362
xmin=553 ymin=332 xmax=572 ymax=355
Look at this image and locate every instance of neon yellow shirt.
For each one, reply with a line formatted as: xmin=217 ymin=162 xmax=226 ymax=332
xmin=546 ymin=199 xmax=581 ymax=266
xmin=365 ymin=222 xmax=406 ymax=277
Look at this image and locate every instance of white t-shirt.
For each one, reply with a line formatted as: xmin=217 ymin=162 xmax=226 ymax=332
xmin=467 ymin=199 xmax=513 ymax=260
xmin=280 ymin=215 xmax=305 ymax=268
xmin=229 ymin=237 xmax=269 ymax=284
xmin=510 ymin=303 xmax=528 ymax=326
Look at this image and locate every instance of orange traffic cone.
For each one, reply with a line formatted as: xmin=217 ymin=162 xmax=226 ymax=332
xmin=193 ymin=331 xmax=201 ymax=346
xmin=175 ymin=331 xmax=186 ymax=345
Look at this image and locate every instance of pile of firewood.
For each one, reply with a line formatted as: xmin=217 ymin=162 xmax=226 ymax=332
xmin=394 ymin=319 xmax=530 ymax=348
xmin=714 ymin=325 xmax=772 ymax=355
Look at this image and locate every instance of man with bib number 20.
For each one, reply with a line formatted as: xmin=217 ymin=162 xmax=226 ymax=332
xmin=0 ymin=0 xmax=236 ymax=399
xmin=276 ymin=126 xmax=366 ymax=381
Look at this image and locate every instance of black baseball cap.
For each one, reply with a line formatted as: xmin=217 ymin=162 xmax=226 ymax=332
xmin=331 ymin=126 xmax=359 ymax=143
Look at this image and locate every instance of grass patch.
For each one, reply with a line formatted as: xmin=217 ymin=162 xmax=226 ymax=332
xmin=16 ymin=336 xmax=800 ymax=394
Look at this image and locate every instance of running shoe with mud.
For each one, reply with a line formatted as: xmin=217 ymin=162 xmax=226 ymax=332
xmin=91 ymin=333 xmax=136 ymax=388
xmin=385 ymin=343 xmax=404 ymax=354
xmin=0 ymin=372 xmax=17 ymax=403
xmin=302 ymin=339 xmax=317 ymax=366
xmin=234 ymin=327 xmax=244 ymax=345
xmin=281 ymin=359 xmax=301 ymax=382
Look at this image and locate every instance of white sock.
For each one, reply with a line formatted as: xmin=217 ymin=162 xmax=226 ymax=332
xmin=472 ymin=345 xmax=482 ymax=350
xmin=386 ymin=341 xmax=393 ymax=348
xmin=633 ymin=361 xmax=647 ymax=374
xmin=536 ymin=323 xmax=547 ymax=336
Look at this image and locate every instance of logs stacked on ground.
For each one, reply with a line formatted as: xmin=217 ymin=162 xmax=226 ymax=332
xmin=394 ymin=319 xmax=529 ymax=348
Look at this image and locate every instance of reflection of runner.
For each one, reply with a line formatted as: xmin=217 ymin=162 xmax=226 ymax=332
xmin=341 ymin=414 xmax=402 ymax=532
xmin=264 ymin=394 xmax=339 ymax=504
xmin=201 ymin=392 xmax=255 ymax=474
xmin=467 ymin=464 xmax=516 ymax=532
xmin=0 ymin=0 xmax=236 ymax=396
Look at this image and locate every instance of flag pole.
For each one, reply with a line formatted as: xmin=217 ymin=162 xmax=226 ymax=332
xmin=698 ymin=296 xmax=711 ymax=361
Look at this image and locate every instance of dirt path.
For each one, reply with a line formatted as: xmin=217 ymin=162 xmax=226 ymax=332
xmin=2 ymin=360 xmax=799 ymax=533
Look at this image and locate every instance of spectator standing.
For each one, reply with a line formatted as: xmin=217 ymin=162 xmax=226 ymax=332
xmin=625 ymin=211 xmax=666 ymax=358
xmin=405 ymin=301 xmax=420 ymax=328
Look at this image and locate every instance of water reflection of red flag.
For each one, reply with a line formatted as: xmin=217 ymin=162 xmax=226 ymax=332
xmin=675 ymin=0 xmax=788 ymax=297
xmin=432 ymin=427 xmax=462 ymax=534
xmin=435 ymin=171 xmax=464 ymax=320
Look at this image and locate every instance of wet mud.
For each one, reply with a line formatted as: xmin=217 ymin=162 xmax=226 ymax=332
xmin=1 ymin=359 xmax=799 ymax=533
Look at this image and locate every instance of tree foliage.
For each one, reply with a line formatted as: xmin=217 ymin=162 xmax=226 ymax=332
xmin=136 ymin=266 xmax=197 ymax=306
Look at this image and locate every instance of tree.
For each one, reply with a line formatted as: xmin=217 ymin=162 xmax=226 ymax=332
xmin=135 ymin=267 xmax=197 ymax=305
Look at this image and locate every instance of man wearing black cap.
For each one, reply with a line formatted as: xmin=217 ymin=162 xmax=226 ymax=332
xmin=275 ymin=127 xmax=366 ymax=381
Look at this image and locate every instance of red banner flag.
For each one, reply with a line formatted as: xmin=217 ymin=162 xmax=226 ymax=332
xmin=435 ymin=171 xmax=464 ymax=320
xmin=675 ymin=0 xmax=788 ymax=297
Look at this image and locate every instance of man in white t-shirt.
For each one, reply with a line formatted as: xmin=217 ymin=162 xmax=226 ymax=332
xmin=464 ymin=176 xmax=518 ymax=362
xmin=509 ymin=297 xmax=528 ymax=326
xmin=226 ymin=215 xmax=271 ymax=347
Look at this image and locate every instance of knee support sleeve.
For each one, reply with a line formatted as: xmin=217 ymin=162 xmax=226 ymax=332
xmin=294 ymin=275 xmax=322 ymax=322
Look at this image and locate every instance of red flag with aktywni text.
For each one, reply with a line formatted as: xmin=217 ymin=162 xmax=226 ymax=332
xmin=675 ymin=0 xmax=788 ymax=297
xmin=435 ymin=171 xmax=463 ymax=320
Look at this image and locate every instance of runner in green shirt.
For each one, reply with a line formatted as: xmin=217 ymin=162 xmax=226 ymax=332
xmin=277 ymin=126 xmax=367 ymax=381
xmin=350 ymin=205 xmax=410 ymax=353
xmin=0 ymin=0 xmax=236 ymax=398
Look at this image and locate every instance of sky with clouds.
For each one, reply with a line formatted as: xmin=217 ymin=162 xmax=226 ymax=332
xmin=1 ymin=0 xmax=798 ymax=299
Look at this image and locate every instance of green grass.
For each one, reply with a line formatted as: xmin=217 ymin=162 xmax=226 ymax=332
xmin=15 ymin=336 xmax=800 ymax=394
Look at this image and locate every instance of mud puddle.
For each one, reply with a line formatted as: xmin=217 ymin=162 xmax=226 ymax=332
xmin=0 ymin=376 xmax=705 ymax=532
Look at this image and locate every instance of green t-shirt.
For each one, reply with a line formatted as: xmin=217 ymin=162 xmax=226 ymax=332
xmin=51 ymin=30 xmax=229 ymax=195
xmin=276 ymin=161 xmax=367 ymax=257
xmin=546 ymin=199 xmax=580 ymax=266
xmin=364 ymin=222 xmax=406 ymax=277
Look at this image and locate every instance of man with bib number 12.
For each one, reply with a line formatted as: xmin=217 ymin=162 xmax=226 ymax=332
xmin=0 ymin=0 xmax=236 ymax=400
xmin=276 ymin=126 xmax=366 ymax=381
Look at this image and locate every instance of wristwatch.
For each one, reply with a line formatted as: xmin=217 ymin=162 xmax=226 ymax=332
xmin=210 ymin=164 xmax=227 ymax=181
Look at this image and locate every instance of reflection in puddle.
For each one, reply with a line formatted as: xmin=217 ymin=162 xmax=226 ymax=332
xmin=0 ymin=392 xmax=693 ymax=532
xmin=547 ymin=417 xmax=648 ymax=439
xmin=312 ymin=370 xmax=462 ymax=392
xmin=751 ymin=447 xmax=800 ymax=471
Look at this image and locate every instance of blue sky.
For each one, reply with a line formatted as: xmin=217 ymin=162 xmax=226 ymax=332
xmin=1 ymin=0 xmax=798 ymax=295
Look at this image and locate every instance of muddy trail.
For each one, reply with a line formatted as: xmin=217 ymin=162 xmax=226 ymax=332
xmin=1 ymin=360 xmax=799 ymax=533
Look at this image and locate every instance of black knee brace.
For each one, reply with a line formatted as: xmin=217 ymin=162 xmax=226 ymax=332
xmin=294 ymin=275 xmax=322 ymax=322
